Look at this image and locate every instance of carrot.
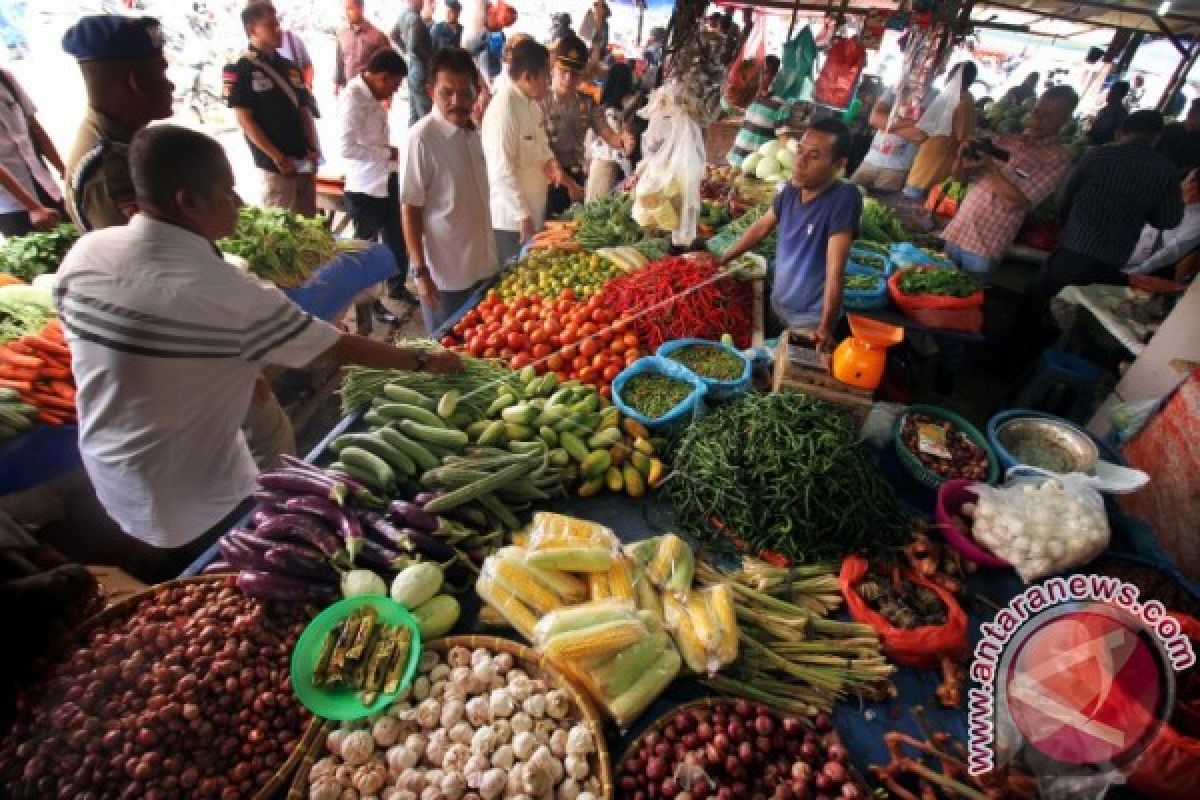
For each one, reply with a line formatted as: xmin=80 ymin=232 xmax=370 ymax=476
xmin=24 ymin=336 xmax=70 ymax=359
xmin=36 ymin=410 xmax=68 ymax=426
xmin=46 ymin=381 xmax=75 ymax=401
xmin=0 ymin=349 xmax=41 ymax=369
xmin=0 ymin=378 xmax=33 ymax=393
xmin=36 ymin=365 xmax=71 ymax=381
xmin=0 ymin=369 xmax=36 ymax=384
xmin=30 ymin=392 xmax=75 ymax=413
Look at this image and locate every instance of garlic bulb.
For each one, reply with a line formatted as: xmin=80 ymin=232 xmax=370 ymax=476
xmin=397 ymin=768 xmax=426 ymax=793
xmin=419 ymin=651 xmax=440 ymax=672
xmin=416 ymin=698 xmax=442 ymax=729
xmin=512 ymin=731 xmax=538 ymax=761
xmin=531 ymin=746 xmax=563 ymax=784
xmin=565 ymin=726 xmax=594 ymax=756
xmin=386 ymin=745 xmax=420 ymax=773
xmin=442 ymin=743 xmax=471 ymax=773
xmin=338 ymin=788 xmax=359 ymax=800
xmin=549 ymin=729 xmax=569 ymax=758
xmin=506 ymin=669 xmax=529 ymax=685
xmin=311 ymin=756 xmax=341 ymax=783
xmin=489 ymin=689 xmax=516 ymax=719
xmin=491 ymin=719 xmax=513 ymax=744
xmin=470 ymin=662 xmax=494 ymax=693
xmin=465 ymin=695 xmax=490 ymax=727
xmin=372 ymin=716 xmax=403 ymax=748
xmin=412 ymin=676 xmax=432 ymax=702
xmin=327 ymin=729 xmax=350 ymax=756
xmin=449 ymin=665 xmax=472 ymax=688
xmin=335 ymin=765 xmax=356 ymax=785
xmin=557 ymin=779 xmax=581 ymax=800
xmin=470 ymin=724 xmax=499 ymax=757
xmin=477 ymin=768 xmax=507 ymax=800
xmin=440 ymin=772 xmax=468 ymax=800
xmin=464 ymin=754 xmax=490 ymax=785
xmin=448 ymin=720 xmax=475 ymax=745
xmin=563 ymin=754 xmax=589 ymax=781
xmin=545 ymin=690 xmax=570 ymax=719
xmin=341 ymin=730 xmax=376 ymax=766
xmin=440 ymin=699 xmax=466 ymax=729
xmin=510 ymin=712 xmax=534 ymax=735
xmin=534 ymin=719 xmax=557 ymax=743
xmin=426 ymin=730 xmax=451 ymax=766
xmin=492 ymin=653 xmax=515 ymax=674
xmin=507 ymin=676 xmax=535 ymax=704
xmin=577 ymin=793 xmax=597 ymax=800
xmin=419 ymin=787 xmax=445 ymax=800
xmin=448 ymin=646 xmax=472 ymax=668
xmin=470 ymin=648 xmax=492 ymax=669
xmin=519 ymin=759 xmax=556 ymax=797
xmin=405 ymin=733 xmax=428 ymax=755
xmin=310 ymin=776 xmax=343 ymax=800
xmin=522 ymin=694 xmax=547 ymax=719
xmin=430 ymin=664 xmax=452 ymax=683
xmin=352 ymin=762 xmax=388 ymax=795
xmin=490 ymin=744 xmax=515 ymax=770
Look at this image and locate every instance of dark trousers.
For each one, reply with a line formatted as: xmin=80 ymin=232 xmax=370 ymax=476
xmin=0 ymin=185 xmax=64 ymax=237
xmin=344 ymin=173 xmax=409 ymax=297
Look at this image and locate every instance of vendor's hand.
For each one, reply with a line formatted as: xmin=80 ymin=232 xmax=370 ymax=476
xmin=423 ymin=350 xmax=464 ymax=374
xmin=415 ymin=273 xmax=439 ymax=309
xmin=567 ymin=180 xmax=584 ymax=204
xmin=29 ymin=205 xmax=60 ymax=231
xmin=519 ymin=217 xmax=535 ymax=244
xmin=544 ymin=159 xmax=564 ymax=185
xmin=252 ymin=374 xmax=273 ymax=405
xmin=274 ymin=154 xmax=297 ymax=176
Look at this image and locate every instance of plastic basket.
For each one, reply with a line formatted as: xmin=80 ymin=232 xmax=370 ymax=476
xmin=888 ymin=242 xmax=954 ymax=270
xmin=893 ymin=404 xmax=1000 ymax=490
xmin=934 ymin=479 xmax=1012 ymax=567
xmin=842 ymin=264 xmax=889 ymax=310
xmin=656 ymin=338 xmax=752 ymax=399
xmin=611 ymin=356 xmax=707 ymax=432
xmin=848 ymin=246 xmax=893 ymax=276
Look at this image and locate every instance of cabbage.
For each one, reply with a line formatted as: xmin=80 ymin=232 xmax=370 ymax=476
xmin=776 ymin=149 xmax=795 ymax=170
xmin=758 ymin=140 xmax=782 ymax=159
xmin=755 ymin=157 xmax=781 ymax=182
xmin=742 ymin=153 xmax=762 ymax=174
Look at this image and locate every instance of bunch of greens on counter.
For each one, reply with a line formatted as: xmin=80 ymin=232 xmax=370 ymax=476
xmin=896 ymin=267 xmax=979 ymax=297
xmin=859 ymin=198 xmax=910 ymax=244
xmin=218 ymin=206 xmax=336 ymax=287
xmin=0 ymin=224 xmax=80 ymax=282
xmin=706 ymin=204 xmax=778 ymax=260
xmin=670 ymin=392 xmax=909 ymax=562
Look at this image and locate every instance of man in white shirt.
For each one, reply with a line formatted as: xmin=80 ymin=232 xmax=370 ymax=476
xmin=0 ymin=67 xmax=66 ymax=236
xmin=1126 ymin=168 xmax=1200 ymax=282
xmin=480 ymin=38 xmax=562 ymax=266
xmin=400 ymin=47 xmax=499 ymax=333
xmin=56 ymin=125 xmax=461 ymax=582
xmin=337 ymin=48 xmax=418 ymax=317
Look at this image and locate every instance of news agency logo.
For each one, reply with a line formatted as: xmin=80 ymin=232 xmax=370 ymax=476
xmin=968 ymin=575 xmax=1196 ymax=778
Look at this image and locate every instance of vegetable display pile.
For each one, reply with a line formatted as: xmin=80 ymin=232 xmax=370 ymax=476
xmin=0 ymin=576 xmax=311 ymax=799
xmin=341 ymin=346 xmax=516 ymax=417
xmin=619 ymin=702 xmax=869 ymax=800
xmin=859 ymin=198 xmax=909 ymax=244
xmin=666 ymin=343 xmax=745 ymax=381
xmin=595 ymin=255 xmax=754 ymax=350
xmin=705 ymin=204 xmax=779 ymax=260
xmin=304 ymin=642 xmax=606 ymax=800
xmin=0 ymin=224 xmax=79 ymax=282
xmin=444 ymin=291 xmax=646 ymax=394
xmin=218 ymin=206 xmax=336 ymax=287
xmin=670 ymin=393 xmax=909 ymax=562
xmin=896 ymin=267 xmax=978 ymax=298
xmin=697 ymin=559 xmax=895 ymax=715
xmin=899 ymin=413 xmax=990 ymax=481
xmin=564 ymin=193 xmax=642 ymax=249
xmin=619 ymin=372 xmax=694 ymax=419
xmin=0 ymin=318 xmax=77 ymax=429
xmin=493 ymin=250 xmax=624 ymax=302
xmin=856 ymin=564 xmax=947 ymax=628
xmin=311 ymin=605 xmax=413 ymax=704
xmin=845 ymin=274 xmax=882 ymax=292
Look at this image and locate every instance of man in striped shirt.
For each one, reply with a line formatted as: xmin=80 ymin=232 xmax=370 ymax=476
xmin=55 ymin=125 xmax=460 ymax=581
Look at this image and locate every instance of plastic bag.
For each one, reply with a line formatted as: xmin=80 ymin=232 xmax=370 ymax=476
xmin=625 ymin=533 xmax=695 ymax=595
xmin=813 ymin=37 xmax=866 ymax=110
xmin=839 ymin=555 xmax=968 ymax=668
xmin=723 ymin=15 xmax=767 ymax=109
xmin=525 ymin=512 xmax=618 ymax=573
xmin=634 ymin=84 xmax=707 ymax=246
xmin=661 ymin=584 xmax=738 ymax=676
xmin=771 ymin=26 xmax=817 ymax=104
xmin=916 ymin=68 xmax=964 ymax=137
xmin=966 ymin=469 xmax=1111 ymax=582
xmin=1110 ymin=394 xmax=1167 ymax=443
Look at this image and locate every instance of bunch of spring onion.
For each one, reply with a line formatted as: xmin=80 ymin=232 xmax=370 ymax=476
xmin=697 ymin=560 xmax=896 ymax=716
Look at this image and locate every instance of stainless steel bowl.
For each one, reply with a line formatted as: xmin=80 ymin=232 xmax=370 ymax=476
xmin=995 ymin=417 xmax=1099 ymax=474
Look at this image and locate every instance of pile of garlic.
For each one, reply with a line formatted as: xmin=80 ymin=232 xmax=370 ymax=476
xmin=308 ymin=645 xmax=604 ymax=800
xmin=965 ymin=478 xmax=1110 ymax=582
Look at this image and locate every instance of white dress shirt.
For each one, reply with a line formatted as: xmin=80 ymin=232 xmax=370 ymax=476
xmin=481 ymin=82 xmax=553 ymax=231
xmin=1126 ymin=204 xmax=1200 ymax=274
xmin=337 ymin=75 xmax=393 ymax=197
xmin=55 ymin=216 xmax=339 ymax=547
xmin=0 ymin=69 xmax=60 ymax=214
xmin=399 ymin=108 xmax=499 ymax=291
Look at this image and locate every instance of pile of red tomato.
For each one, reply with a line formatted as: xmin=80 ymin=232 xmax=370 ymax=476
xmin=441 ymin=289 xmax=646 ymax=396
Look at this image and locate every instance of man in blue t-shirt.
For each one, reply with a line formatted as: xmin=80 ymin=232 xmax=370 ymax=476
xmin=720 ymin=117 xmax=862 ymax=349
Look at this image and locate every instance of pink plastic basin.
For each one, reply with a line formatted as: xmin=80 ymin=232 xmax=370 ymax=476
xmin=935 ymin=479 xmax=1011 ymax=568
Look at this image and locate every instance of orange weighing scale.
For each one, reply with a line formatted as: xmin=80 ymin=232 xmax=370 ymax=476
xmin=831 ymin=315 xmax=905 ymax=390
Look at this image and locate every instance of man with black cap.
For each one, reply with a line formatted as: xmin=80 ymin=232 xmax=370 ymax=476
xmin=61 ymin=14 xmax=174 ymax=231
xmin=225 ymin=2 xmax=322 ymax=216
xmin=543 ymin=35 xmax=619 ymax=216
xmin=431 ymin=1 xmax=463 ymax=52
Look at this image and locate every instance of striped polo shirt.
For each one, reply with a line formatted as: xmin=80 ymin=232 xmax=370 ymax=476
xmin=54 ymin=215 xmax=339 ymax=547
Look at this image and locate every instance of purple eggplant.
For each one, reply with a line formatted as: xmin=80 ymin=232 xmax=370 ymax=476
xmin=218 ymin=536 xmax=272 ymax=572
xmin=250 ymin=508 xmax=277 ymax=528
xmin=366 ymin=513 xmax=457 ymax=560
xmin=413 ymin=491 xmax=440 ymax=507
xmin=284 ymin=495 xmax=364 ymax=558
xmin=263 ymin=545 xmax=337 ymax=581
xmin=388 ymin=500 xmax=439 ymax=533
xmin=355 ymin=537 xmax=405 ymax=574
xmin=254 ymin=512 xmax=341 ymax=557
xmin=201 ymin=560 xmax=235 ymax=575
xmin=227 ymin=528 xmax=290 ymax=555
xmin=257 ymin=470 xmax=349 ymax=504
xmin=253 ymin=488 xmax=296 ymax=507
xmin=236 ymin=570 xmax=339 ymax=603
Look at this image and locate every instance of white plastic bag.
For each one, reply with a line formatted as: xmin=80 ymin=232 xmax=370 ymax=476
xmin=633 ymin=82 xmax=706 ymax=246
xmin=966 ymin=468 xmax=1110 ymax=582
xmin=916 ymin=66 xmax=964 ymax=138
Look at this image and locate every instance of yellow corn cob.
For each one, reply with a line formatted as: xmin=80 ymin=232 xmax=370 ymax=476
xmin=476 ymin=573 xmax=537 ymax=640
xmin=526 ymin=546 xmax=614 ymax=573
xmin=647 ymin=533 xmax=693 ymax=593
xmin=635 ymin=568 xmax=664 ymax=622
xmin=610 ymin=647 xmax=682 ymax=728
xmin=607 ymin=555 xmax=637 ymax=602
xmin=511 ymin=525 xmax=531 ymax=547
xmin=543 ymin=619 xmax=645 ymax=664
xmin=522 ymin=560 xmax=588 ymax=605
xmin=533 ymin=599 xmax=637 ymax=642
xmin=490 ymin=556 xmax=563 ymax=615
xmin=635 ymin=609 xmax=664 ymax=635
xmin=708 ymin=583 xmax=739 ymax=666
xmin=588 ymin=571 xmax=611 ymax=600
xmin=591 ymin=632 xmax=667 ymax=699
xmin=529 ymin=512 xmax=615 ymax=548
xmin=663 ymin=594 xmax=710 ymax=674
xmin=687 ymin=591 xmax=721 ymax=652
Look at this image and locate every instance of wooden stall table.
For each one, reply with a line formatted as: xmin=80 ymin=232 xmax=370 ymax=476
xmin=315 ymin=173 xmax=352 ymax=236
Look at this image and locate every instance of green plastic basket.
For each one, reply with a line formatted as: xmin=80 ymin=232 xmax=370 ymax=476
xmin=290 ymin=595 xmax=422 ymax=721
xmin=893 ymin=404 xmax=999 ymax=490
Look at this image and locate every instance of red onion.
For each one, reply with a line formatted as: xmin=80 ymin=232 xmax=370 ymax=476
xmin=813 ymin=712 xmax=833 ymax=734
xmin=755 ymin=715 xmax=775 ymax=736
xmin=822 ymin=761 xmax=846 ymax=786
xmin=647 ymin=757 xmax=668 ymax=781
xmin=674 ymin=712 xmax=694 ymax=732
xmin=782 ymin=717 xmax=803 ymax=736
xmin=840 ymin=784 xmax=862 ymax=800
xmin=826 ymin=744 xmax=848 ymax=764
xmin=713 ymin=733 xmax=730 ymax=752
xmin=661 ymin=777 xmax=680 ymax=799
xmin=734 ymin=699 xmax=752 ymax=718
xmin=799 ymin=742 xmax=820 ymax=762
xmin=791 ymin=762 xmax=813 ymax=782
xmin=696 ymin=722 xmax=714 ymax=742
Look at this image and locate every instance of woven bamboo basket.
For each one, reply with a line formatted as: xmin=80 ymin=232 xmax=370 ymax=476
xmin=287 ymin=634 xmax=615 ymax=799
xmin=48 ymin=574 xmax=318 ymax=800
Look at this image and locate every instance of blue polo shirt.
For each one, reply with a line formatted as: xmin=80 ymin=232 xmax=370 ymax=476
xmin=770 ymin=180 xmax=862 ymax=327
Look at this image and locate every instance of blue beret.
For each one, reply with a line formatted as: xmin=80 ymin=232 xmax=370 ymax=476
xmin=62 ymin=15 xmax=164 ymax=62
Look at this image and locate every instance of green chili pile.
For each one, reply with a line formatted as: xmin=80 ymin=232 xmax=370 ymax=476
xmin=897 ymin=267 xmax=978 ymax=298
xmin=669 ymin=393 xmax=909 ymax=561
xmin=620 ymin=373 xmax=693 ymax=419
xmin=667 ymin=344 xmax=745 ymax=381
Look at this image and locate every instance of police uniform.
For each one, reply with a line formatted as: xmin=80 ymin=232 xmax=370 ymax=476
xmin=223 ymin=46 xmax=319 ymax=216
xmin=544 ymin=39 xmax=605 ymax=217
xmin=61 ymin=15 xmax=164 ymax=231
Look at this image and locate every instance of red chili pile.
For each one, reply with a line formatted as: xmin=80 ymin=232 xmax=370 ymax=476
xmin=0 ymin=577 xmax=312 ymax=800
xmin=595 ymin=255 xmax=754 ymax=350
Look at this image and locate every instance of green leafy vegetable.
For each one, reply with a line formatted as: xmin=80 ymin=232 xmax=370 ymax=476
xmin=845 ymin=274 xmax=882 ymax=292
xmin=217 ymin=206 xmax=336 ymax=287
xmin=0 ymin=284 xmax=56 ymax=343
xmin=896 ymin=267 xmax=979 ymax=298
xmin=859 ymin=198 xmax=910 ymax=244
xmin=706 ymin=204 xmax=778 ymax=260
xmin=0 ymin=224 xmax=80 ymax=282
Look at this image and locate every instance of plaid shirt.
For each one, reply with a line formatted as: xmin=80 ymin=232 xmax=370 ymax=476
xmin=942 ymin=134 xmax=1072 ymax=261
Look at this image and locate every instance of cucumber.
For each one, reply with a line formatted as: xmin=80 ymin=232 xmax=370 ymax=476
xmin=448 ymin=410 xmax=476 ymax=430
xmin=497 ymin=481 xmax=550 ymax=503
xmin=0 ymin=407 xmax=33 ymax=431
xmin=477 ymin=419 xmax=508 ymax=446
xmin=364 ymin=409 xmax=388 ymax=428
xmin=538 ymin=426 xmax=558 ymax=446
xmin=330 ymin=433 xmax=416 ymax=476
xmin=377 ymin=403 xmax=447 ymax=428
xmin=559 ymin=431 xmax=590 ymax=463
xmin=581 ymin=450 xmax=612 ymax=479
xmin=500 ymin=403 xmax=538 ymax=426
xmin=507 ymin=439 xmax=545 ymax=455
xmin=421 ymin=466 xmax=491 ymax=489
xmin=534 ymin=405 xmax=568 ymax=426
xmin=547 ymin=387 xmax=575 ymax=407
xmin=504 ymin=423 xmax=534 ymax=441
xmin=397 ymin=419 xmax=469 ymax=448
xmin=588 ymin=428 xmax=623 ymax=450
xmin=0 ymin=388 xmax=20 ymax=402
xmin=328 ymin=460 xmax=382 ymax=488
xmin=466 ymin=420 xmax=491 ymax=440
xmin=518 ymin=365 xmax=537 ymax=385
xmin=339 ymin=446 xmax=396 ymax=490
xmin=383 ymin=384 xmax=436 ymax=409
xmin=475 ymin=491 xmax=521 ymax=530
xmin=486 ymin=394 xmax=518 ymax=417
xmin=437 ymin=390 xmax=460 ymax=419
xmin=377 ymin=427 xmax=441 ymax=472
xmin=605 ymin=466 xmax=624 ymax=493
xmin=548 ymin=448 xmax=571 ymax=468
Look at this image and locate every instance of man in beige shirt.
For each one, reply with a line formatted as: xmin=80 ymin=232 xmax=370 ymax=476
xmin=334 ymin=0 xmax=392 ymax=95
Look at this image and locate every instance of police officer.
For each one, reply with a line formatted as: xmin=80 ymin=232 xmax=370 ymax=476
xmin=225 ymin=2 xmax=322 ymax=216
xmin=542 ymin=35 xmax=617 ymax=217
xmin=61 ymin=15 xmax=174 ymax=231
